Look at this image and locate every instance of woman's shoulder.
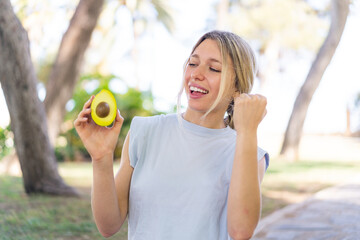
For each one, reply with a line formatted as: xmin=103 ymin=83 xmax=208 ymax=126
xmin=130 ymin=113 xmax=177 ymax=133
xmin=132 ymin=113 xmax=176 ymax=125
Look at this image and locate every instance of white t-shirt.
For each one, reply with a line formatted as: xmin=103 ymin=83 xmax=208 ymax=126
xmin=128 ymin=113 xmax=269 ymax=240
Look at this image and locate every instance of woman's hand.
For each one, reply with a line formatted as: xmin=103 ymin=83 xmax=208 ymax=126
xmin=232 ymin=93 xmax=267 ymax=134
xmin=74 ymin=96 xmax=124 ymax=161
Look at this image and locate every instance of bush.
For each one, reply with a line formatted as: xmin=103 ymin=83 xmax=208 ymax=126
xmin=55 ymin=74 xmax=161 ymax=162
xmin=0 ymin=125 xmax=13 ymax=160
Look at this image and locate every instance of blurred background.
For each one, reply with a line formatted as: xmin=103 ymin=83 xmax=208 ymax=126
xmin=0 ymin=0 xmax=359 ymax=239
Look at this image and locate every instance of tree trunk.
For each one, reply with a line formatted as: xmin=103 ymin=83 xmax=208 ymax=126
xmin=44 ymin=0 xmax=104 ymax=145
xmin=346 ymin=106 xmax=351 ymax=136
xmin=0 ymin=0 xmax=78 ymax=196
xmin=257 ymin=35 xmax=280 ymax=90
xmin=280 ymin=0 xmax=350 ymax=161
xmin=216 ymin=0 xmax=229 ymax=30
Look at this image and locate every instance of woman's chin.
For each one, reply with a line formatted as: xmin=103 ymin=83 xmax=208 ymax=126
xmin=185 ymin=106 xmax=208 ymax=115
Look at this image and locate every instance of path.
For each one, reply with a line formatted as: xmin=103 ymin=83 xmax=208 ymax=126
xmin=253 ymin=184 xmax=360 ymax=239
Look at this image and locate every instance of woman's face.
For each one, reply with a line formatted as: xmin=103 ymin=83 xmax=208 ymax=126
xmin=184 ymin=39 xmax=233 ymax=115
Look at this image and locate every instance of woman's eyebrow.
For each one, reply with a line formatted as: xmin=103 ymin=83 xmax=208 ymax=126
xmin=190 ymin=54 xmax=200 ymax=59
xmin=190 ymin=54 xmax=222 ymax=64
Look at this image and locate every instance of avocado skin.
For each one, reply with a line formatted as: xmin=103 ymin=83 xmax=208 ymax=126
xmin=91 ymin=90 xmax=117 ymax=126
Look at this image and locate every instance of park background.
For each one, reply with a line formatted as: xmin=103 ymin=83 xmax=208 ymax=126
xmin=0 ymin=0 xmax=360 ymax=239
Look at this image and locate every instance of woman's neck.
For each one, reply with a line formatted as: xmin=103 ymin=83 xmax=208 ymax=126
xmin=183 ymin=109 xmax=226 ymax=129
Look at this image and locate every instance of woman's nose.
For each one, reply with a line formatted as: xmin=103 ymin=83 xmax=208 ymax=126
xmin=191 ymin=65 xmax=205 ymax=81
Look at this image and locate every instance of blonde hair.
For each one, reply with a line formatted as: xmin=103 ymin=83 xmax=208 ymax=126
xmin=177 ymin=30 xmax=258 ymax=129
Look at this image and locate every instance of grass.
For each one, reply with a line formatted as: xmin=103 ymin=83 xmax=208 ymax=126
xmin=0 ymin=163 xmax=127 ymax=240
xmin=1 ymin=159 xmax=360 ymax=239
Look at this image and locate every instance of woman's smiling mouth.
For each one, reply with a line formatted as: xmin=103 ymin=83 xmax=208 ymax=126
xmin=189 ymin=86 xmax=209 ymax=94
xmin=188 ymin=84 xmax=209 ymax=99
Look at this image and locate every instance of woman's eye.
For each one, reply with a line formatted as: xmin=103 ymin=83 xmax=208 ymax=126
xmin=188 ymin=63 xmax=196 ymax=67
xmin=210 ymin=67 xmax=221 ymax=73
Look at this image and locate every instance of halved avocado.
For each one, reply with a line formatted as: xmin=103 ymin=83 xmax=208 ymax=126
xmin=91 ymin=89 xmax=117 ymax=126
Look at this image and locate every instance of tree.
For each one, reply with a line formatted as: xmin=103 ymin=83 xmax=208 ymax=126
xmin=0 ymin=0 xmax=172 ymax=194
xmin=353 ymin=93 xmax=360 ymax=136
xmin=43 ymin=0 xmax=172 ymax=145
xmin=216 ymin=0 xmax=230 ymax=30
xmin=228 ymin=0 xmax=327 ymax=89
xmin=127 ymin=0 xmax=174 ymax=89
xmin=44 ymin=0 xmax=105 ymax=145
xmin=0 ymin=0 xmax=77 ymax=195
xmin=280 ymin=0 xmax=350 ymax=161
xmin=91 ymin=0 xmax=174 ymax=89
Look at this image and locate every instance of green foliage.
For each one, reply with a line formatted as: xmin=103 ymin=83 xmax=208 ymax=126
xmin=229 ymin=0 xmax=328 ymax=52
xmin=0 ymin=125 xmax=13 ymax=159
xmin=35 ymin=56 xmax=55 ymax=84
xmin=118 ymin=0 xmax=174 ymax=34
xmin=55 ymin=73 xmax=161 ymax=162
xmin=151 ymin=0 xmax=175 ymax=33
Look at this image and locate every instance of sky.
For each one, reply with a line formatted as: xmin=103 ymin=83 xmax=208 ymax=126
xmin=1 ymin=0 xmax=360 ymax=134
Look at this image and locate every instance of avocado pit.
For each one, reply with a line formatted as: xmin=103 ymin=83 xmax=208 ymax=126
xmin=96 ymin=102 xmax=110 ymax=118
xmin=91 ymin=89 xmax=117 ymax=126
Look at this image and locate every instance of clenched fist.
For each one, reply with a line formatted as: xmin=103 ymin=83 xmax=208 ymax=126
xmin=232 ymin=93 xmax=267 ymax=134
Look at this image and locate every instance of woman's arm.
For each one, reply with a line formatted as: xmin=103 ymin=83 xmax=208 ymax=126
xmin=91 ymin=132 xmax=133 ymax=237
xmin=114 ymin=132 xmax=134 ymax=229
xmin=227 ymin=132 xmax=263 ymax=240
xmin=74 ymin=96 xmax=132 ymax=237
xmin=91 ymin=153 xmax=122 ymax=237
xmin=227 ymin=93 xmax=267 ymax=240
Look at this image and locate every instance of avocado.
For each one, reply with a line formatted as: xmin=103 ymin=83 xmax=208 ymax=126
xmin=91 ymin=89 xmax=117 ymax=126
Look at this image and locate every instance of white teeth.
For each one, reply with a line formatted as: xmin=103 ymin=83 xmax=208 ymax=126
xmin=190 ymin=86 xmax=208 ymax=94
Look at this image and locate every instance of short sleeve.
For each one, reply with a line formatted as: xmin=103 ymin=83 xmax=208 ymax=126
xmin=257 ymin=147 xmax=270 ymax=171
xmin=128 ymin=117 xmax=146 ymax=168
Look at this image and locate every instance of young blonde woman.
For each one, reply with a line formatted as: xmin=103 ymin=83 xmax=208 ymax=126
xmin=74 ymin=30 xmax=269 ymax=240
